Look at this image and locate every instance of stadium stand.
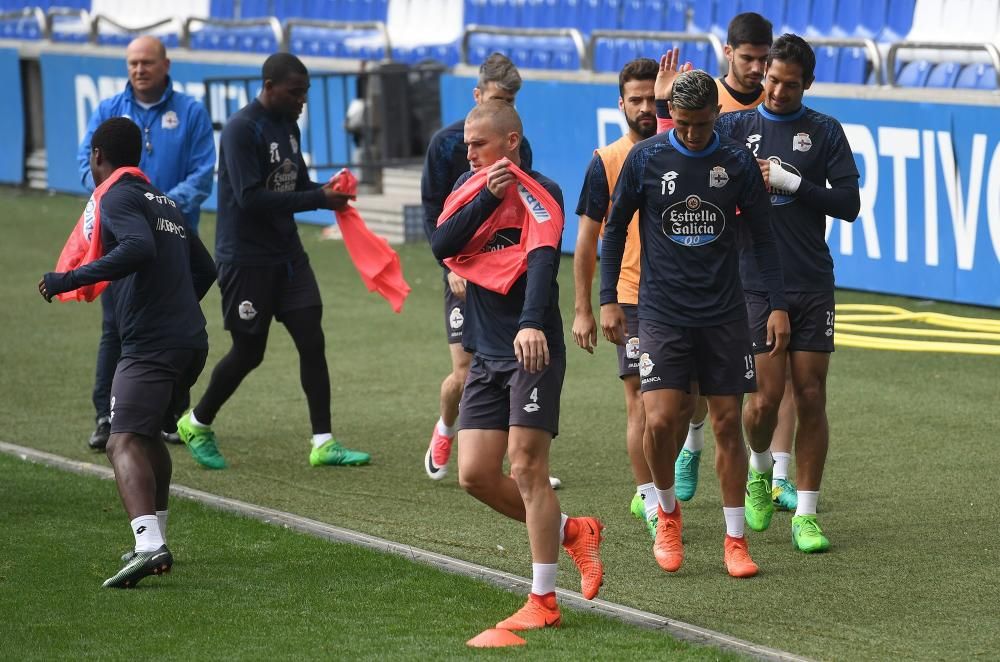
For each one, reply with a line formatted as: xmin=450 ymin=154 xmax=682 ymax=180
xmin=1 ymin=0 xmax=998 ymax=89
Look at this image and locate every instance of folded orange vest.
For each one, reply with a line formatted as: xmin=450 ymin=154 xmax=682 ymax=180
xmin=329 ymin=169 xmax=411 ymax=313
xmin=436 ymin=160 xmax=563 ymax=295
xmin=54 ymin=166 xmax=150 ymax=302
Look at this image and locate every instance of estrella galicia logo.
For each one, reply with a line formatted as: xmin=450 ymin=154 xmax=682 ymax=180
xmin=661 ymin=195 xmax=726 ymax=246
xmin=517 ymin=183 xmax=551 ymax=223
xmin=765 ymin=156 xmax=802 ymax=206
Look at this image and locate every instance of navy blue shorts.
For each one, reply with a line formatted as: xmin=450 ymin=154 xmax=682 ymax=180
xmin=638 ymin=318 xmax=757 ymax=396
xmin=110 ymin=348 xmax=207 ymax=439
xmin=615 ymin=304 xmax=642 ymax=379
xmin=218 ymin=252 xmax=322 ymax=335
xmin=459 ymin=354 xmax=565 ymax=437
xmin=443 ymin=286 xmax=465 ymax=344
xmin=746 ymin=290 xmax=835 ymax=354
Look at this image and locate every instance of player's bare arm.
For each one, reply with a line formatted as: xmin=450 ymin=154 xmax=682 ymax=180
xmin=572 ymin=217 xmax=601 ymax=353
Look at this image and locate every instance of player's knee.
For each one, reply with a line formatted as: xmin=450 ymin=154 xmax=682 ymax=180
xmin=746 ymin=390 xmax=781 ymax=422
xmin=794 ymin=381 xmax=826 ymax=415
xmin=458 ymin=464 xmax=495 ymax=496
xmin=644 ymin=408 xmax=679 ymax=443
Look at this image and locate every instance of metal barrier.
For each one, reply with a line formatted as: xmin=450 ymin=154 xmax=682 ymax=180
xmin=0 ymin=7 xmax=46 ymax=35
xmin=461 ymin=25 xmax=587 ymax=68
xmin=90 ymin=15 xmax=182 ymax=43
xmin=807 ymin=36 xmax=883 ymax=85
xmin=203 ymin=65 xmax=444 ymax=191
xmin=182 ymin=15 xmax=284 ymax=49
xmin=887 ymin=41 xmax=1000 ymax=89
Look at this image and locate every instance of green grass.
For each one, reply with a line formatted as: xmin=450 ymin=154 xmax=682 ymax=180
xmin=3 ymin=186 xmax=1000 ymax=660
xmin=0 ymin=454 xmax=740 ymax=661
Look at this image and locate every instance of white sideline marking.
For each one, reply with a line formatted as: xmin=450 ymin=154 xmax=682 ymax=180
xmin=0 ymin=441 xmax=809 ymax=662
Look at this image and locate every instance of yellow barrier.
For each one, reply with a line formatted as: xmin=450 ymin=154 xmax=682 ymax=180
xmin=833 ymin=304 xmax=1000 ymax=355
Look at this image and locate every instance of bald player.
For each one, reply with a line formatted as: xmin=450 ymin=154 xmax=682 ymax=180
xmin=432 ymin=100 xmax=604 ymax=630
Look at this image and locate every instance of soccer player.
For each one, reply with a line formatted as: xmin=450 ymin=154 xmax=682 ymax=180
xmin=421 ymin=53 xmax=551 ymax=487
xmin=714 ymin=34 xmax=861 ymax=551
xmin=175 ymin=53 xmax=371 ymax=469
xmin=431 ymin=100 xmax=603 ymax=628
xmin=572 ymin=57 xmax=705 ymax=538
xmin=77 ymin=36 xmax=215 ymax=452
xmin=41 ymin=117 xmax=216 ymax=587
xmin=601 ymin=70 xmax=789 ymax=578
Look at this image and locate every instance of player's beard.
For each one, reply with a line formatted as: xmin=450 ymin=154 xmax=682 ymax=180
xmin=627 ymin=113 xmax=657 ymax=140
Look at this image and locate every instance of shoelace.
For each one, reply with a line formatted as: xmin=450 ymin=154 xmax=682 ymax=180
xmin=748 ymin=477 xmax=771 ymax=509
xmin=797 ymin=517 xmax=822 ymax=536
xmin=678 ymin=451 xmax=695 ymax=469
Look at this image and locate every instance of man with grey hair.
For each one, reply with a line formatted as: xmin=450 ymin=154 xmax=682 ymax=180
xmin=600 ymin=69 xmax=789 ymax=578
xmin=420 ymin=53 xmax=561 ymax=490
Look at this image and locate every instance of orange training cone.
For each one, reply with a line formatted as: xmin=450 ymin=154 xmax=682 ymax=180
xmin=466 ymin=628 xmax=527 ymax=648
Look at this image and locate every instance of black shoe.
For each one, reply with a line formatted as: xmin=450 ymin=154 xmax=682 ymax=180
xmin=88 ymin=416 xmax=111 ymax=451
xmin=103 ymin=545 xmax=172 ymax=588
xmin=161 ymin=431 xmax=182 ymax=445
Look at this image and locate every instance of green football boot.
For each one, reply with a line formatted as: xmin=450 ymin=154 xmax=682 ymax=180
xmin=744 ymin=467 xmax=774 ymax=531
xmin=176 ymin=411 xmax=226 ymax=470
xmin=772 ymin=477 xmax=798 ymax=511
xmin=309 ymin=439 xmax=371 ymax=467
xmin=791 ymin=514 xmax=830 ymax=553
xmin=630 ymin=493 xmax=656 ymax=539
xmin=674 ymin=449 xmax=702 ymax=501
xmin=102 ymin=545 xmax=172 ymax=588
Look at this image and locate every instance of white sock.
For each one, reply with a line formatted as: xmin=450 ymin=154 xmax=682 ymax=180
xmin=311 ymin=432 xmax=333 ymax=449
xmin=655 ymin=485 xmax=676 ymax=514
xmin=131 ymin=515 xmax=165 ymax=553
xmin=638 ymin=482 xmax=658 ymax=521
xmin=796 ymin=491 xmax=819 ymax=516
xmin=156 ymin=510 xmax=168 ymax=543
xmin=683 ymin=421 xmax=705 ymax=452
xmin=531 ymin=562 xmax=558 ymax=596
xmin=723 ymin=507 xmax=745 ymax=538
xmin=749 ymin=449 xmax=773 ymax=474
xmin=772 ymin=452 xmax=792 ymax=481
xmin=559 ymin=513 xmax=568 ymax=543
xmin=188 ymin=410 xmax=208 ymax=428
xmin=436 ymin=417 xmax=457 ymax=437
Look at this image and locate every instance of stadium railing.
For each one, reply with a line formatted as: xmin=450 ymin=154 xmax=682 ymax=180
xmin=282 ymin=19 xmax=392 ymax=60
xmin=807 ymin=36 xmax=884 ymax=85
xmin=0 ymin=7 xmax=45 ymax=38
xmin=886 ymin=41 xmax=1000 ymax=89
xmin=180 ymin=15 xmax=284 ymax=50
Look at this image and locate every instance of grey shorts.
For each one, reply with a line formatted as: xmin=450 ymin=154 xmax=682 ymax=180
xmin=459 ymin=354 xmax=566 ymax=437
xmin=746 ymin=290 xmax=835 ymax=354
xmin=110 ymin=348 xmax=207 ymax=438
xmin=638 ymin=318 xmax=757 ymax=396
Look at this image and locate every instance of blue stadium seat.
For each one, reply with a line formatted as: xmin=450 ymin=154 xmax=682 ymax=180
xmin=837 ymin=47 xmax=869 ymax=83
xmin=925 ymin=62 xmax=961 ymax=88
xmin=622 ymin=0 xmax=656 ymax=31
xmin=466 ymin=0 xmax=486 ymax=23
xmin=688 ymin=0 xmax=712 ymax=34
xmin=523 ymin=0 xmax=558 ymax=28
xmin=806 ymin=0 xmax=835 ymax=37
xmin=751 ymin=0 xmax=786 ymax=34
xmin=682 ymin=40 xmax=712 ymax=72
xmin=290 ymin=27 xmax=348 ymax=57
xmin=510 ymin=35 xmax=533 ymax=67
xmin=738 ymin=0 xmax=765 ymax=16
xmin=711 ymin=0 xmax=737 ymax=37
xmin=598 ymin=0 xmax=622 ymax=30
xmin=955 ymin=63 xmax=998 ymax=90
xmin=879 ymin=0 xmax=915 ymax=42
xmin=551 ymin=39 xmax=581 ymax=68
xmin=191 ymin=25 xmax=279 ymax=53
xmin=613 ymin=38 xmax=641 ymax=70
xmin=664 ymin=0 xmax=686 ymax=31
xmin=593 ymin=36 xmax=617 ymax=71
xmin=239 ymin=0 xmax=272 ymax=19
xmin=210 ymin=0 xmax=236 ymax=18
xmin=813 ymin=45 xmax=839 ymax=82
xmin=782 ymin=0 xmax=811 ymax=34
xmin=896 ymin=60 xmax=931 ymax=87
